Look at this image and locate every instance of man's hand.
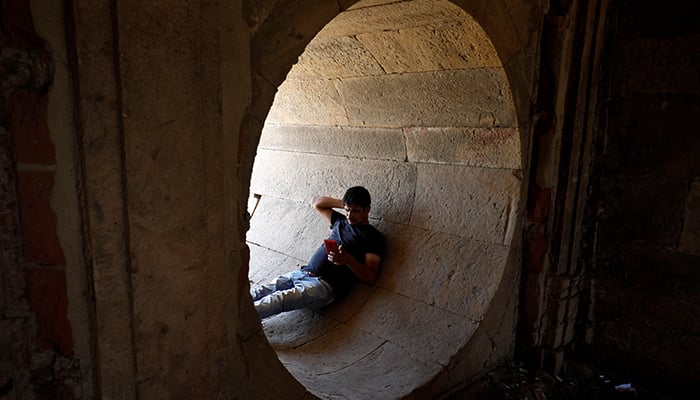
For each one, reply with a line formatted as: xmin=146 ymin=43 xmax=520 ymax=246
xmin=328 ymin=245 xmax=381 ymax=284
xmin=327 ymin=245 xmax=353 ymax=266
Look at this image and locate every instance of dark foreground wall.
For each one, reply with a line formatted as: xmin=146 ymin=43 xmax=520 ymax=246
xmin=587 ymin=0 xmax=700 ymax=394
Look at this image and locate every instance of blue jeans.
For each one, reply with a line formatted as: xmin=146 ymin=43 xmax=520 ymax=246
xmin=251 ymin=269 xmax=335 ymax=319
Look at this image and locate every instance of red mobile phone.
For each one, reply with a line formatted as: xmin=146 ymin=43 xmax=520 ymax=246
xmin=324 ymin=239 xmax=339 ymax=254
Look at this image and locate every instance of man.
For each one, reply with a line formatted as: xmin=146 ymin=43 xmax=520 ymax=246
xmin=251 ymin=186 xmax=384 ymax=319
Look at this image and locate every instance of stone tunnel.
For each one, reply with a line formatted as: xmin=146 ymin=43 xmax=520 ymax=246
xmin=246 ymin=1 xmax=523 ymax=398
xmin=2 ymin=0 xmax=698 ymax=399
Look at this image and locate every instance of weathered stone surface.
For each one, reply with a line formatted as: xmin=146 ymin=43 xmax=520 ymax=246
xmin=262 ymin=309 xmax=342 ymax=350
xmin=322 ymin=0 xmax=466 ymax=38
xmin=250 ymin=149 xmax=417 ymax=223
xmin=680 ymin=179 xmax=700 ymax=255
xmin=342 ymin=0 xmax=396 ymax=11
xmin=246 ymin=196 xmax=326 ymax=263
xmin=246 ymin=2 xmax=526 ymax=391
xmin=259 ymin=124 xmax=406 ymax=161
xmin=250 ymin=0 xmax=341 ymax=85
xmin=351 ymin=288 xmax=480 ymax=365
xmin=58 ymin=0 xmax=539 ymax=398
xmin=338 ymin=69 xmax=516 ymax=128
xmin=247 ymin=242 xmax=305 ymax=286
xmin=287 ymin=35 xmax=385 ymax=79
xmin=357 ymin=20 xmax=501 ymax=74
xmin=280 ymin=337 xmax=441 ymax=400
xmin=410 ymin=164 xmax=521 ymax=244
xmin=459 ymin=0 xmax=524 ymax=66
xmin=377 ymin=223 xmax=511 ymax=317
xmin=265 ymin=78 xmax=349 ymax=126
xmin=277 ymin=324 xmax=386 ymax=375
xmin=404 ymin=126 xmax=521 ymax=169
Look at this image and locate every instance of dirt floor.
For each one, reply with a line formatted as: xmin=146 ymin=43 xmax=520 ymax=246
xmin=440 ymin=361 xmax=675 ymax=400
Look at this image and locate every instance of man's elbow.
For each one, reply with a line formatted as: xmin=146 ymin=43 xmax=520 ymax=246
xmin=363 ymin=263 xmax=381 ymax=285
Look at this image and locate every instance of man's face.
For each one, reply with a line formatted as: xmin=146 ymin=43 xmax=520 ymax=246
xmin=344 ymin=203 xmax=370 ymax=225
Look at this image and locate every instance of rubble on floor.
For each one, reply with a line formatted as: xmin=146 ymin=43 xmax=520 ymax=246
xmin=441 ymin=361 xmax=673 ymax=399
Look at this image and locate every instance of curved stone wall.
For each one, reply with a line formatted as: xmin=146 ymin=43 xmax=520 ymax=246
xmin=246 ymin=1 xmax=527 ymax=398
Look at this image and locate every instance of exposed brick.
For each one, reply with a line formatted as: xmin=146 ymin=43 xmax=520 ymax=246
xmin=524 ymin=227 xmax=548 ymax=273
xmin=26 ymin=268 xmax=73 ymax=355
xmin=527 ymin=185 xmax=551 ymax=223
xmin=16 ymin=171 xmax=65 ymax=265
xmin=8 ymin=89 xmax=55 ymax=165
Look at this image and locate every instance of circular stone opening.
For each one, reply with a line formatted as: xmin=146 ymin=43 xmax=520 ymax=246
xmin=246 ymin=1 xmax=522 ymax=398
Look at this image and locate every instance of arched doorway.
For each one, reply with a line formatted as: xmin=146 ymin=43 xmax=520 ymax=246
xmin=244 ymin=1 xmax=530 ymax=398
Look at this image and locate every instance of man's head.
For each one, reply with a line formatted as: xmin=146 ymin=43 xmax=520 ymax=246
xmin=343 ymin=186 xmax=371 ymax=225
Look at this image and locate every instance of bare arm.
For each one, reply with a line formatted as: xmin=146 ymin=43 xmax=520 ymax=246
xmin=329 ymin=247 xmax=381 ymax=285
xmin=312 ymin=196 xmax=344 ymax=225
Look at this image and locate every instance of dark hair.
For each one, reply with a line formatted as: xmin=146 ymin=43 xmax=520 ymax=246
xmin=343 ymin=186 xmax=371 ymax=208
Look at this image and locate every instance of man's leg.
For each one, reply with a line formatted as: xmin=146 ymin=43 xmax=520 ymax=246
xmin=254 ymin=270 xmax=334 ymax=319
xmin=250 ymin=271 xmax=296 ymax=301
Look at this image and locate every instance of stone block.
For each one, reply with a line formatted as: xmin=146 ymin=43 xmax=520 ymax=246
xmin=404 ymin=126 xmax=521 ymax=169
xmin=357 ymin=19 xmax=501 ymax=74
xmin=261 ymin=309 xmax=342 ymax=351
xmin=410 ymin=163 xmax=521 ymax=244
xmin=377 ymin=223 xmax=510 ymax=318
xmin=461 ymin=0 xmax=525 ymax=66
xmin=286 ymin=35 xmax=385 ymax=79
xmin=322 ymin=0 xmax=466 ymax=38
xmin=265 ymin=78 xmax=349 ymax=126
xmin=276 ymin=324 xmax=385 ymax=375
xmin=280 ymin=337 xmax=440 ymax=400
xmin=337 ymin=69 xmax=517 ymax=128
xmin=342 ymin=0 xmax=397 ymax=10
xmin=322 ymin=283 xmax=376 ymax=322
xmin=246 ymin=195 xmax=346 ymax=263
xmin=16 ymin=171 xmax=65 ymax=265
xmin=250 ymin=149 xmax=417 ymax=223
xmin=504 ymin=49 xmax=539 ymax=132
xmin=351 ymin=288 xmax=479 ymax=366
xmin=251 ymin=0 xmax=341 ymax=85
xmin=239 ymin=329 xmax=308 ymax=400
xmin=259 ymin=124 xmax=406 ymax=161
xmin=247 ymin=242 xmax=305 ymax=286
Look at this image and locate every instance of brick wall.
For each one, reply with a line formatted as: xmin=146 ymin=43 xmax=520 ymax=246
xmin=1 ymin=0 xmax=78 ymax=397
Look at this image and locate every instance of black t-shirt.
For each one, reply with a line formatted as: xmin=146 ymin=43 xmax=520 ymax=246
xmin=305 ymin=211 xmax=384 ymax=297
